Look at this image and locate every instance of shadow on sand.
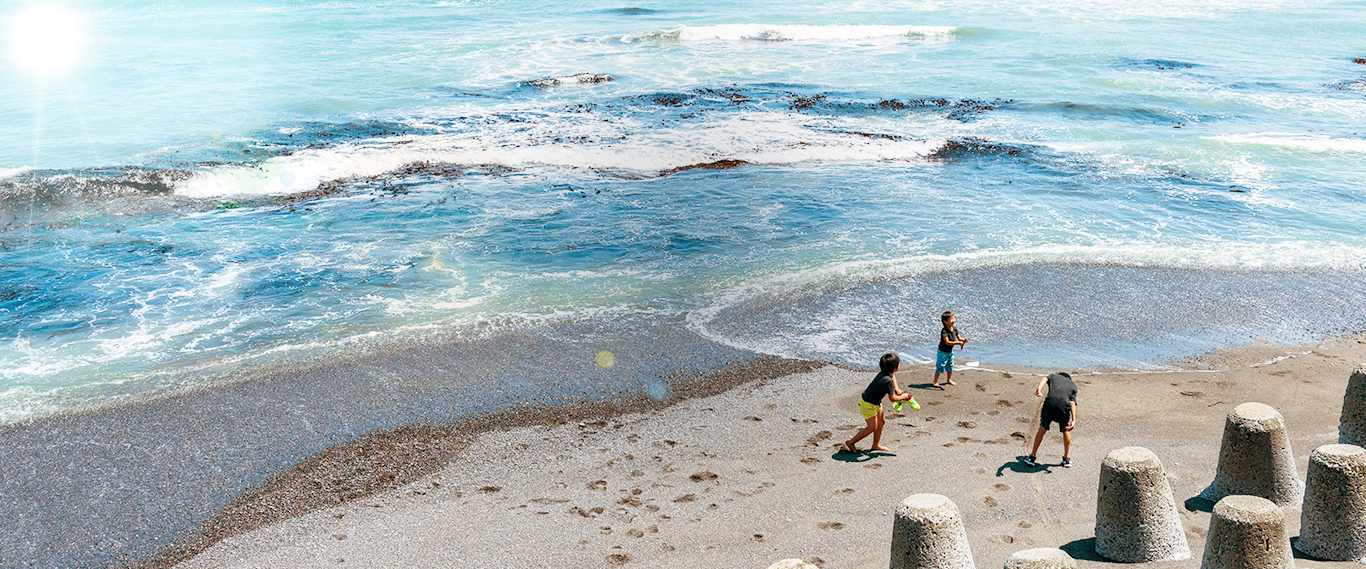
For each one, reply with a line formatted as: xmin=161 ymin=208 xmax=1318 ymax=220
xmin=832 ymin=449 xmax=897 ymax=463
xmin=1183 ymin=495 xmax=1215 ymax=513
xmin=996 ymin=456 xmax=1054 ymax=476
xmin=1060 ymin=538 xmax=1107 ymax=562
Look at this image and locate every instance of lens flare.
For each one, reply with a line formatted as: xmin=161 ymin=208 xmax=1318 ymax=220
xmin=595 ymin=350 xmax=614 ymax=368
xmin=10 ymin=6 xmax=83 ymax=72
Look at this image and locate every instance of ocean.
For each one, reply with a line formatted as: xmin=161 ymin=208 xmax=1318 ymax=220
xmin=2 ymin=0 xmax=1365 ymax=425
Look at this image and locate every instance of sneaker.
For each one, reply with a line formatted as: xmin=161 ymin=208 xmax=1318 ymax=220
xmin=1061 ymin=457 xmax=1072 ymax=468
xmin=1022 ymin=456 xmax=1038 ymax=467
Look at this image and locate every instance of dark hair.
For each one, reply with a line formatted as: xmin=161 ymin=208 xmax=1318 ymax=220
xmin=941 ymin=311 xmax=954 ymax=323
xmin=879 ymin=352 xmax=900 ymax=374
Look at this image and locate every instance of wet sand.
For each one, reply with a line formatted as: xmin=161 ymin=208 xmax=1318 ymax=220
xmin=0 ymin=320 xmax=758 ymax=569
xmin=174 ymin=335 xmax=1366 ymax=569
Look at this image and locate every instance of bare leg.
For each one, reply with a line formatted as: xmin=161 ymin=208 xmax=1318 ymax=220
xmin=872 ymin=412 xmax=889 ymax=451
xmin=1062 ymin=430 xmax=1072 ymax=458
xmin=1028 ymin=425 xmax=1047 ymax=459
xmin=945 ymin=370 xmax=956 ymax=386
xmin=846 ymin=414 xmax=879 ymax=451
xmin=932 ymin=372 xmax=941 ymax=387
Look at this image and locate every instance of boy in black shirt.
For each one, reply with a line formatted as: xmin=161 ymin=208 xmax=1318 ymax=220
xmin=933 ymin=311 xmax=969 ymax=388
xmin=843 ymin=353 xmax=917 ymax=453
xmin=1024 ymin=372 xmax=1078 ymax=468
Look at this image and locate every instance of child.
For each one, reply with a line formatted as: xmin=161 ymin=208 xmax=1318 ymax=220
xmin=843 ymin=353 xmax=916 ymax=453
xmin=1024 ymin=372 xmax=1078 ymax=468
xmin=933 ymin=311 xmax=969 ymax=388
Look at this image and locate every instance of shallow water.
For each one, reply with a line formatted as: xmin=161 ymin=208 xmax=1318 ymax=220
xmin=1 ymin=0 xmax=1365 ymax=423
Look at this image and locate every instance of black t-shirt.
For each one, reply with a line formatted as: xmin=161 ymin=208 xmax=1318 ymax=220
xmin=938 ymin=326 xmax=960 ymax=353
xmin=1044 ymin=372 xmax=1078 ymax=409
xmin=861 ymin=373 xmax=896 ymax=404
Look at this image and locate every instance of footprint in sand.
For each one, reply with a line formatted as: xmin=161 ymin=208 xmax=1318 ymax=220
xmin=816 ymin=522 xmax=846 ymax=530
xmin=982 ymin=497 xmax=999 ymax=507
xmin=997 ymin=399 xmax=1013 ymax=407
xmin=993 ymin=483 xmax=1011 ymax=492
xmin=835 ymin=424 xmax=861 ymax=431
xmin=972 ymin=467 xmax=987 ymax=474
xmin=673 ymin=493 xmax=697 ymax=503
xmin=973 ymin=452 xmax=988 ymax=460
xmin=628 ymin=528 xmax=645 ymax=538
xmin=807 ymin=431 xmax=833 ymax=446
xmin=588 ymin=480 xmax=607 ymax=490
xmin=976 ymin=383 xmax=987 ymax=392
xmin=743 ymin=416 xmax=763 ymax=421
xmin=1015 ymin=417 xmax=1030 ymax=423
xmin=689 ymin=472 xmax=718 ymax=482
xmin=607 ymin=553 xmax=630 ymax=566
xmin=987 ymin=410 xmax=1000 ymax=416
xmin=988 ymin=535 xmax=1016 ymax=544
xmin=1180 ymin=391 xmax=1205 ymax=397
xmin=752 ymin=533 xmax=764 ymax=542
xmin=1010 ymin=432 xmax=1028 ymax=440
xmin=479 ymin=486 xmax=502 ymax=493
xmin=801 ymin=457 xmax=822 ymax=464
xmin=958 ymin=421 xmax=977 ymax=429
xmin=836 ymin=488 xmax=855 ymax=494
xmin=1017 ymin=520 xmax=1033 ymax=529
xmin=864 ymin=463 xmax=883 ymax=469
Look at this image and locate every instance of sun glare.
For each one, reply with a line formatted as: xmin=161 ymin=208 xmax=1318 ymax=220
xmin=10 ymin=6 xmax=83 ymax=73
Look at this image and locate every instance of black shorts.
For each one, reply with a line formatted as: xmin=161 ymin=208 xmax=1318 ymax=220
xmin=1040 ymin=402 xmax=1071 ymax=432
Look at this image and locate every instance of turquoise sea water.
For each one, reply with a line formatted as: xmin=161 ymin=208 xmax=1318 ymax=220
xmin=2 ymin=0 xmax=1365 ymax=424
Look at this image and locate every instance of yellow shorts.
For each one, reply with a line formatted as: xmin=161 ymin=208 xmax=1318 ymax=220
xmin=859 ymin=398 xmax=882 ymax=419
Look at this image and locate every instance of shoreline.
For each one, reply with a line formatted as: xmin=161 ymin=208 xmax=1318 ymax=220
xmin=173 ymin=334 xmax=1365 ymax=569
xmin=128 ymin=356 xmax=826 ymax=569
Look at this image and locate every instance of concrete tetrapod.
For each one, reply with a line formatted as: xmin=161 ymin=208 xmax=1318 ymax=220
xmin=891 ymin=494 xmax=976 ymax=569
xmin=1004 ymin=548 xmax=1076 ymax=569
xmin=1094 ymin=447 xmax=1191 ymax=562
xmin=1341 ymin=365 xmax=1366 ymax=447
xmin=1201 ymin=495 xmax=1294 ymax=569
xmin=1200 ymin=402 xmax=1303 ymax=506
xmin=1295 ymin=444 xmax=1366 ymax=562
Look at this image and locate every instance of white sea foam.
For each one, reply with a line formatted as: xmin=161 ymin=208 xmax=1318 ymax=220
xmin=1206 ymin=134 xmax=1366 ymax=153
xmin=0 ymin=166 xmax=34 ymax=178
xmin=685 ymin=240 xmax=1366 ymax=357
xmin=622 ymin=24 xmax=957 ymax=44
xmin=174 ymin=112 xmax=946 ymax=198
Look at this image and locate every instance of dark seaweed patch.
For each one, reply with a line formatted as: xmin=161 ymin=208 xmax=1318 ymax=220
xmin=660 ymin=160 xmax=750 ymax=176
xmin=1328 ymin=78 xmax=1366 ymax=93
xmin=1353 ymin=58 xmax=1365 ymax=65
xmin=926 ymin=138 xmax=1039 ymax=162
xmin=787 ymin=95 xmax=1012 ymax=121
xmin=1122 ymin=58 xmax=1198 ymax=70
xmin=600 ymin=7 xmax=662 ymax=15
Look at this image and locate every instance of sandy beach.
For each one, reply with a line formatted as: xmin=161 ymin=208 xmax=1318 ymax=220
xmin=170 ymin=334 xmax=1366 ymax=569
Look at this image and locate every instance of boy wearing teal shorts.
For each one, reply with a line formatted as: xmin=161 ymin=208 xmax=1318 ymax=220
xmin=843 ymin=353 xmax=917 ymax=453
xmin=933 ymin=311 xmax=969 ymax=388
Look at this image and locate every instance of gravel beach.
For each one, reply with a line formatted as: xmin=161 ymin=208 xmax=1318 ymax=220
xmin=174 ymin=335 xmax=1366 ymax=569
